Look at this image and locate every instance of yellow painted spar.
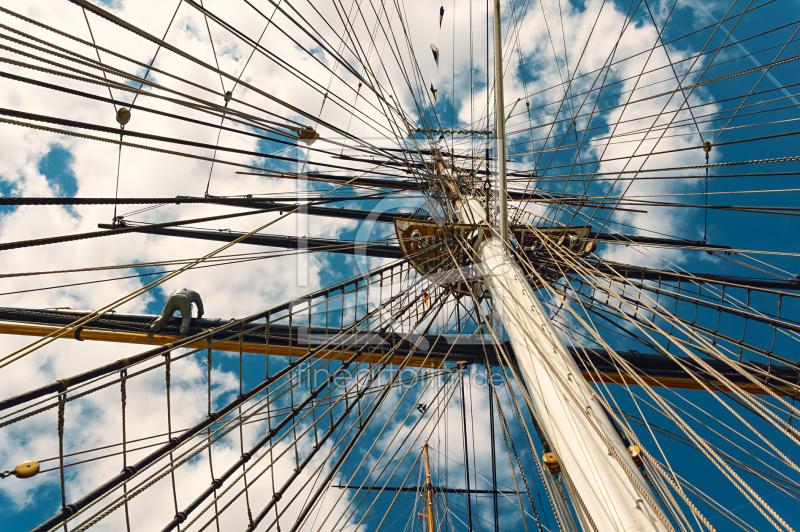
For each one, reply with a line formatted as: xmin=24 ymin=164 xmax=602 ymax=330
xmin=0 ymin=323 xmax=791 ymax=395
xmin=582 ymin=369 xmax=795 ymax=397
xmin=0 ymin=322 xmax=444 ymax=368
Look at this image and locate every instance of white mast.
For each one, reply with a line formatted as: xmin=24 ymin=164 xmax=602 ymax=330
xmin=462 ymin=196 xmax=669 ymax=531
xmin=492 ymin=0 xmax=509 ymax=244
xmin=471 ymin=2 xmax=671 ymax=530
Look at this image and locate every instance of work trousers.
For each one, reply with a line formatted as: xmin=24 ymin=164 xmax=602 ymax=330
xmin=149 ymin=294 xmax=193 ymax=337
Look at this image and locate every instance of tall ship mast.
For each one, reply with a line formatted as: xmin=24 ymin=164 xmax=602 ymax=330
xmin=0 ymin=1 xmax=798 ymax=531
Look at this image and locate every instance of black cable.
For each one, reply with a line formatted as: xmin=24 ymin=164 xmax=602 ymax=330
xmin=488 ymin=362 xmax=499 ymax=532
xmin=459 ymin=370 xmax=473 ymax=532
xmin=65 ymin=0 xmax=402 ymax=163
xmin=204 ymin=107 xmax=227 ymax=197
xmin=0 ymin=71 xmax=313 ymax=154
xmin=0 ymin=205 xmax=280 ymax=252
xmin=113 ymin=131 xmax=123 ymax=222
xmin=705 ymin=151 xmax=710 ymax=243
xmin=128 ymin=0 xmax=183 ymax=108
xmin=0 ymin=253 xmax=292 ymax=297
xmin=457 ymin=0 xmax=782 ymax=133
xmin=0 ymin=107 xmax=396 ymax=175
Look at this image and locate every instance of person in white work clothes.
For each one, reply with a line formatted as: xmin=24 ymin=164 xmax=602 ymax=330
xmin=148 ymin=288 xmax=205 ymax=338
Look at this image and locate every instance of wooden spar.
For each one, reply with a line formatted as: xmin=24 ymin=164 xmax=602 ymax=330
xmin=0 ymin=322 xmax=442 ymax=369
xmin=423 ymin=442 xmax=435 ymax=532
xmin=0 ymin=322 xmax=791 ymax=395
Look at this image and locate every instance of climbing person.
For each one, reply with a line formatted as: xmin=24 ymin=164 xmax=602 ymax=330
xmin=148 ymin=288 xmax=205 ymax=339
